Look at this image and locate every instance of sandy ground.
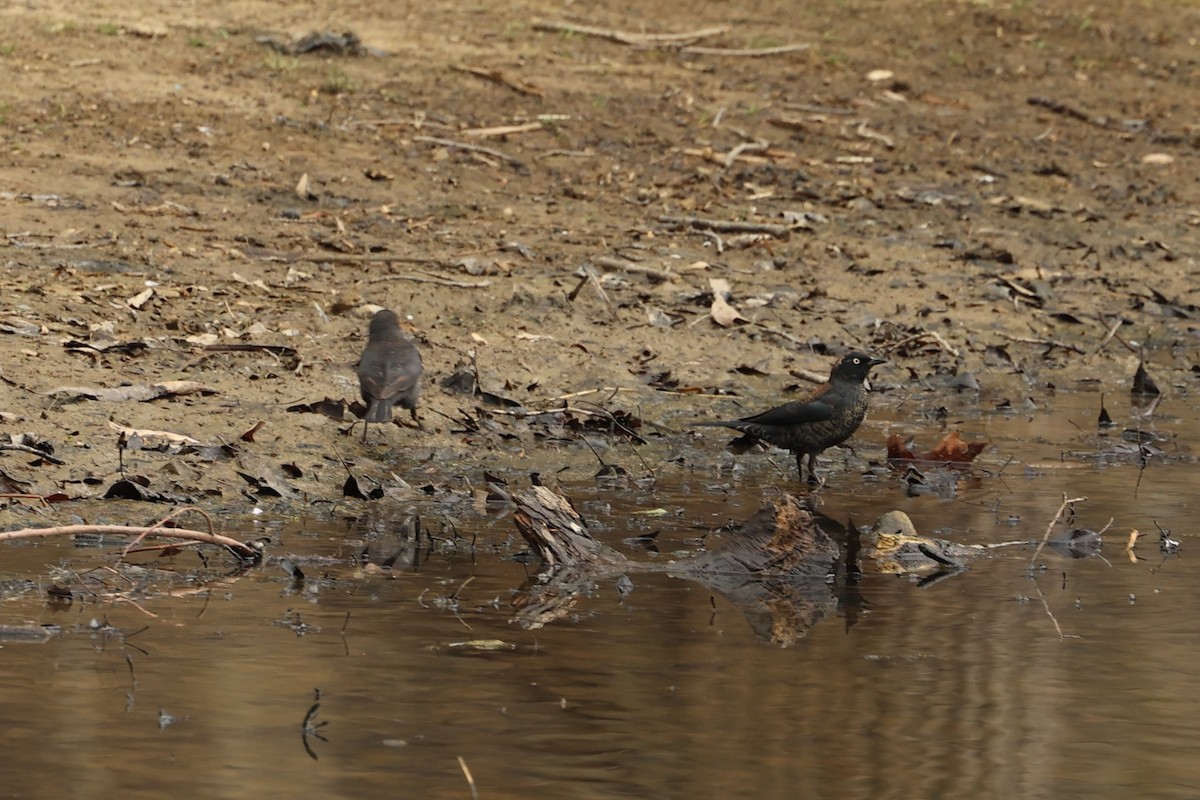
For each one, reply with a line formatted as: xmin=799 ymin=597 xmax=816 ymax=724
xmin=0 ymin=0 xmax=1197 ymax=518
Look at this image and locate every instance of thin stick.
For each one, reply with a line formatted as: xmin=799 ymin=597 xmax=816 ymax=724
xmin=451 ymin=66 xmax=544 ymax=99
xmin=368 ymin=273 xmax=492 ymax=288
xmin=879 ymin=330 xmax=961 ymax=358
xmin=1028 ymin=572 xmax=1067 ymax=640
xmin=1095 ymin=316 xmax=1123 ymax=353
xmin=458 ymin=755 xmax=479 ymax=800
xmin=461 ymin=121 xmax=544 ymax=138
xmin=0 ymin=444 xmax=66 ymax=464
xmin=1029 ymin=495 xmax=1087 ymax=566
xmin=413 ymin=135 xmax=529 ymax=174
xmin=658 ymin=214 xmax=792 ymax=237
xmin=120 ymin=506 xmax=215 ymax=559
xmin=244 ymin=248 xmax=443 ymax=266
xmin=996 ymin=331 xmax=1085 ymax=355
xmin=591 ymin=255 xmax=678 ymax=282
xmin=0 ymin=522 xmax=256 ymax=559
xmin=531 ymin=19 xmax=727 ymax=46
xmin=682 ymin=43 xmax=810 ymax=57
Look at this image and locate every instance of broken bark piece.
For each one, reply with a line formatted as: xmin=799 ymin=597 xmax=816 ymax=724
xmin=508 ymin=484 xmax=839 ymax=644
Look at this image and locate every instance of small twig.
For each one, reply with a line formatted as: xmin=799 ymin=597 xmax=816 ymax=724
xmin=461 ymin=121 xmax=544 ymax=137
xmin=724 ymin=139 xmax=770 ymax=168
xmin=658 ymin=214 xmax=792 ymax=238
xmin=120 ymin=506 xmax=215 ymax=559
xmin=590 ymin=255 xmax=678 ymax=282
xmin=368 ymin=273 xmax=492 ymax=288
xmin=0 ymin=521 xmax=256 ymax=559
xmin=751 ymin=321 xmax=807 ymax=349
xmin=1095 ymin=316 xmax=1123 ymax=353
xmin=458 ymin=755 xmax=480 ymax=800
xmin=413 ymin=135 xmax=529 ymax=174
xmin=996 ymin=331 xmax=1085 ymax=355
xmin=553 ymin=387 xmax=637 ymax=401
xmin=1028 ymin=572 xmax=1068 ymax=640
xmin=451 ymin=65 xmax=544 ymax=98
xmin=531 ymin=18 xmax=727 ymax=46
xmin=878 ymin=330 xmax=961 ymax=358
xmin=0 ymin=493 xmax=52 ymax=507
xmin=243 ymin=247 xmax=442 ymax=266
xmin=681 ymin=43 xmax=810 ymax=57
xmin=1029 ymin=495 xmax=1088 ymax=566
xmin=0 ymin=443 xmax=66 ymax=464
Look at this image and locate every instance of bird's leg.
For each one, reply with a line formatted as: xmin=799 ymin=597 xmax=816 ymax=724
xmin=361 ymin=420 xmax=370 ymax=444
xmin=794 ymin=451 xmax=806 ymax=482
xmin=805 ymin=453 xmax=819 ymax=485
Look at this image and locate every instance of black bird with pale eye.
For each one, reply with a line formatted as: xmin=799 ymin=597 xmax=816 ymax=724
xmin=357 ymin=309 xmax=423 ymax=443
xmin=695 ymin=351 xmax=885 ymax=483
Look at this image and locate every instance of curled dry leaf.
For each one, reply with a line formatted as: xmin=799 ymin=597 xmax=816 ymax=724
xmin=887 ymin=431 xmax=987 ymax=466
xmin=708 ymin=278 xmax=747 ymax=327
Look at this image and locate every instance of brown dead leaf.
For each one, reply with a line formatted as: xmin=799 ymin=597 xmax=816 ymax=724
xmin=886 ymin=433 xmax=917 ymax=461
xmin=887 ymin=431 xmax=987 ymax=466
xmin=926 ymin=431 xmax=988 ymax=463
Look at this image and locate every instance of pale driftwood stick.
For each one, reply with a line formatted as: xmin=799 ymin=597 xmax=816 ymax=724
xmin=681 ymin=43 xmax=810 ymax=57
xmin=531 ymin=19 xmax=727 ymax=46
xmin=724 ymin=140 xmax=770 ymax=168
xmin=591 ymin=255 xmax=678 ymax=282
xmin=0 ymin=523 xmax=258 ymax=559
xmin=553 ymin=387 xmax=637 ymax=401
xmin=659 ymin=215 xmax=792 ymax=237
xmin=0 ymin=443 xmax=65 ymax=464
xmin=462 ymin=122 xmax=544 ymax=138
xmin=683 ymin=147 xmax=775 ymax=167
xmin=413 ymin=135 xmax=529 ymax=174
xmin=368 ymin=273 xmax=492 ymax=288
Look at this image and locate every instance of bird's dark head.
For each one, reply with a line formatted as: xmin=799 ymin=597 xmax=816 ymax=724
xmin=830 ymin=351 xmax=886 ymax=383
xmin=367 ymin=309 xmax=402 ymax=338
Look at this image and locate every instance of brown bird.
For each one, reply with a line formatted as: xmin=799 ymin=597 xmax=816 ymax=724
xmin=696 ymin=351 xmax=885 ymax=483
xmin=357 ymin=309 xmax=423 ymax=443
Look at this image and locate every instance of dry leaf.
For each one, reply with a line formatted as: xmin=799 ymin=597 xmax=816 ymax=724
xmin=709 ymin=278 xmax=747 ymax=327
xmin=295 ymin=172 xmax=316 ymax=200
xmin=887 ymin=431 xmax=987 ymax=465
xmin=127 ymin=287 xmax=155 ymax=309
xmin=108 ymin=421 xmax=201 ymax=446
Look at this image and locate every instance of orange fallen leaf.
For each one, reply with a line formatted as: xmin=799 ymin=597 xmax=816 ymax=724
xmin=886 ymin=431 xmax=987 ymax=467
xmin=926 ymin=431 xmax=988 ymax=463
xmin=886 ymin=433 xmax=917 ymax=461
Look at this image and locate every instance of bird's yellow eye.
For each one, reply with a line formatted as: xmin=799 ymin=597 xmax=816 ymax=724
xmin=853 ymin=357 xmax=861 ymax=364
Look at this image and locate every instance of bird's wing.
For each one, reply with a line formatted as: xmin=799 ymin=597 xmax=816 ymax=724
xmin=740 ymin=397 xmax=834 ymax=425
xmin=359 ymin=346 xmax=422 ymax=399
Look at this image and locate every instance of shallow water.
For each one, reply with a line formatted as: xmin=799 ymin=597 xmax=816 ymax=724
xmin=1 ymin=389 xmax=1197 ymax=799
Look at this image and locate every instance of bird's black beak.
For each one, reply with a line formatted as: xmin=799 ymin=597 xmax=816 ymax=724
xmin=868 ymin=356 xmax=887 ymax=367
